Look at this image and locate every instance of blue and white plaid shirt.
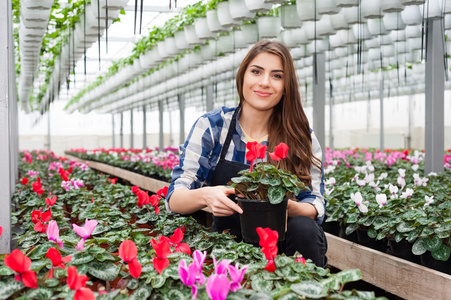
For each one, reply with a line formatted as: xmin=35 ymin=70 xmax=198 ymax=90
xmin=166 ymin=106 xmax=326 ymax=224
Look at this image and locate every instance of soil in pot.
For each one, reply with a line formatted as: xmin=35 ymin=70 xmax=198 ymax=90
xmin=357 ymin=229 xmax=388 ymax=253
xmin=387 ymin=239 xmax=422 ymax=265
xmin=237 ymin=197 xmax=287 ymax=244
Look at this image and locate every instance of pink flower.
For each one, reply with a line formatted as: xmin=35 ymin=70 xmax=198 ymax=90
xmin=72 ymin=219 xmax=97 ymax=240
xmin=75 ymin=239 xmax=85 ymax=251
xmin=206 ymin=274 xmax=230 ymax=300
xmin=47 ymin=220 xmax=63 ymax=249
xmin=228 ymin=263 xmax=247 ymax=292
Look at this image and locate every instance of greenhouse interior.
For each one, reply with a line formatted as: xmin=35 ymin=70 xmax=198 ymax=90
xmin=1 ymin=0 xmax=451 ymax=299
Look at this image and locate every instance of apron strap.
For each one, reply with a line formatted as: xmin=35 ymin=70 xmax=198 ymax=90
xmin=219 ymin=107 xmax=240 ymax=161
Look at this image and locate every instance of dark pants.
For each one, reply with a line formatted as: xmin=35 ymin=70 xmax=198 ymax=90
xmin=278 ymin=216 xmax=328 ymax=267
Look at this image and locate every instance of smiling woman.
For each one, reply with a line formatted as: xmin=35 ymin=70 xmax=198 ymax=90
xmin=166 ymin=40 xmax=328 ymax=267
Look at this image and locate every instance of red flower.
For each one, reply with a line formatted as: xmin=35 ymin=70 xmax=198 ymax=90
xmin=107 ymin=178 xmax=117 ymax=184
xmin=0 ymin=226 xmax=2 ymax=236
xmin=31 ymin=209 xmax=52 ymax=233
xmin=21 ymin=178 xmax=29 ymax=185
xmin=58 ymin=167 xmax=70 ymax=181
xmin=32 ymin=178 xmax=45 ymax=195
xmin=45 ymin=195 xmax=57 ymax=207
xmin=67 ymin=266 xmax=95 ymax=300
xmin=4 ymin=249 xmax=37 ymax=288
xmin=136 ymin=190 xmax=150 ymax=208
xmin=265 ymin=259 xmax=276 ymax=272
xmin=246 ymin=142 xmax=267 ymax=172
xmin=256 ymin=227 xmax=279 ymax=272
xmin=157 ymin=186 xmax=169 ymax=198
xmin=169 ymin=228 xmax=191 ymax=255
xmin=269 ymin=142 xmax=289 ymax=162
xmin=295 ymin=256 xmax=306 ymax=265
xmin=150 ymin=238 xmax=172 ymax=274
xmin=131 ymin=186 xmax=140 ymax=194
xmin=45 ymin=248 xmax=71 ymax=278
xmin=119 ymin=240 xmax=142 ymax=279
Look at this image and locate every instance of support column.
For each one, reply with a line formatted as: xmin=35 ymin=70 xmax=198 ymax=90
xmin=167 ymin=99 xmax=173 ymax=146
xmin=407 ymin=94 xmax=414 ymax=149
xmin=312 ymin=53 xmax=326 ymax=150
xmin=0 ymin=0 xmax=14 ymax=253
xmin=425 ymin=18 xmax=445 ymax=174
xmin=380 ymin=77 xmax=384 ymax=151
xmin=143 ymin=105 xmax=147 ymax=149
xmin=159 ymin=100 xmax=164 ymax=152
xmin=112 ymin=114 xmax=115 ymax=148
xmin=179 ymin=94 xmax=185 ymax=145
xmin=206 ymin=85 xmax=214 ymax=112
xmin=47 ymin=103 xmax=51 ymax=151
xmin=120 ymin=112 xmax=123 ymax=148
xmin=130 ymin=108 xmax=134 ymax=149
xmin=329 ymin=94 xmax=334 ymax=150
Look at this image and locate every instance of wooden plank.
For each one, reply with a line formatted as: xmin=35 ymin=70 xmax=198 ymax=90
xmin=326 ymin=233 xmax=451 ymax=300
xmin=65 ymin=154 xmax=169 ymax=193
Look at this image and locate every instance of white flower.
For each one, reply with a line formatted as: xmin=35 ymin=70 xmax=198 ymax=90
xmin=324 ymin=165 xmax=336 ymax=175
xmin=367 ymin=165 xmax=375 ymax=173
xmin=389 ymin=184 xmax=399 ymax=198
xmin=359 ymin=203 xmax=368 ymax=213
xmin=397 ymin=176 xmax=406 ymax=188
xmin=424 ymin=195 xmax=434 ymax=206
xmin=398 ymin=168 xmax=406 ymax=178
xmin=332 ymin=160 xmax=339 ymax=166
xmin=428 ymin=172 xmax=437 ymax=177
xmin=376 ymin=194 xmax=387 ymax=208
xmin=325 ymin=177 xmax=336 ymax=186
xmin=351 ymin=192 xmax=363 ymax=205
xmin=364 ymin=173 xmax=375 ymax=183
xmin=412 ymin=164 xmax=419 ymax=171
xmin=356 ymin=179 xmax=366 ymax=187
xmin=378 ymin=173 xmax=388 ymax=181
xmin=325 ymin=187 xmax=334 ymax=197
xmin=400 ymin=188 xmax=414 ymax=199
xmin=369 ymin=181 xmax=381 ymax=191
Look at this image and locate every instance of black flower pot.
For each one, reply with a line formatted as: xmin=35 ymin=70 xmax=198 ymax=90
xmin=237 ymin=197 xmax=288 ymax=244
xmin=387 ymin=239 xmax=422 ymax=265
xmin=356 ymin=229 xmax=388 ymax=253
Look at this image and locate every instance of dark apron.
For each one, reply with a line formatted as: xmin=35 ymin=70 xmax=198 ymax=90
xmin=210 ymin=108 xmax=248 ymax=241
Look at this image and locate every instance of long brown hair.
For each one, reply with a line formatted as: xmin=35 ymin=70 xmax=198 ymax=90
xmin=236 ymin=40 xmax=322 ymax=186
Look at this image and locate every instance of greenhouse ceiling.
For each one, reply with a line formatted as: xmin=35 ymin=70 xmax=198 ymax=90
xmin=15 ymin=0 xmax=451 ymax=115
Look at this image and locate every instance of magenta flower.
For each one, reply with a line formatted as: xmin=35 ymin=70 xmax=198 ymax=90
xmin=213 ymin=257 xmax=230 ymax=275
xmin=72 ymin=219 xmax=97 ymax=239
xmin=227 ymin=263 xmax=248 ymax=292
xmin=206 ymin=274 xmax=230 ymax=300
xmin=47 ymin=220 xmax=63 ymax=249
xmin=75 ymin=239 xmax=85 ymax=251
xmin=178 ymin=250 xmax=207 ymax=298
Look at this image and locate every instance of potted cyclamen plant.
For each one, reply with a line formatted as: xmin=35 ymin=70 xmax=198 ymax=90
xmin=228 ymin=142 xmax=307 ymax=243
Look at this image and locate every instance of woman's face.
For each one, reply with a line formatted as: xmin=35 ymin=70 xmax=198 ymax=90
xmin=242 ymin=52 xmax=285 ymax=113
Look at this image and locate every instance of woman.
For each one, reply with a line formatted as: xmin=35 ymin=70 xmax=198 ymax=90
xmin=166 ymin=41 xmax=327 ymax=267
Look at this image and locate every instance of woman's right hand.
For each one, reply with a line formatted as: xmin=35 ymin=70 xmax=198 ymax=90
xmin=202 ymin=186 xmax=243 ymax=216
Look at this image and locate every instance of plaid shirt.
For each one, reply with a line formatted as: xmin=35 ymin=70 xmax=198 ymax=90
xmin=166 ymin=106 xmax=326 ymax=224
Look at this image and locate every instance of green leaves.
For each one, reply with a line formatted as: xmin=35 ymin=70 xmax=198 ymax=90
xmin=87 ymin=261 xmax=119 ymax=281
xmin=290 ymin=281 xmax=328 ymax=299
xmin=268 ymin=186 xmax=285 ymax=204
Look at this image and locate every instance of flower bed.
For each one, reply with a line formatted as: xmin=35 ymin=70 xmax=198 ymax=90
xmin=323 ymin=148 xmax=451 ymax=274
xmin=0 ymin=150 xmax=384 ymax=299
xmin=66 ymin=147 xmax=179 ymax=183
